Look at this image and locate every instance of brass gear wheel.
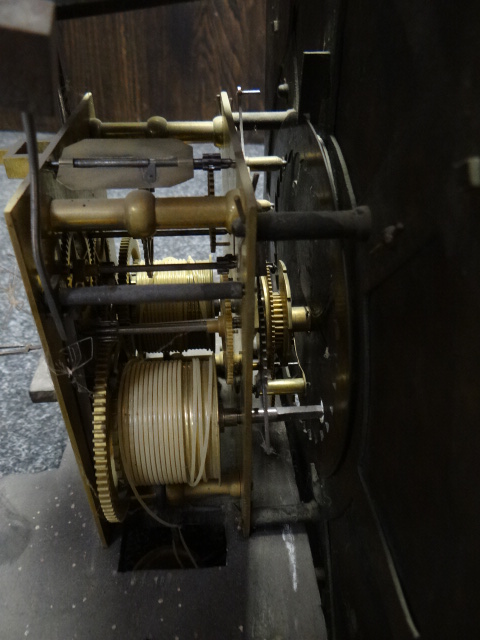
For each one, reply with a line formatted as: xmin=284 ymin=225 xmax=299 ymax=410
xmin=57 ymin=232 xmax=95 ymax=288
xmin=260 ymin=261 xmax=292 ymax=368
xmin=221 ymin=301 xmax=234 ymax=385
xmin=117 ymin=238 xmax=142 ymax=353
xmin=118 ymin=237 xmax=141 ymax=285
xmin=92 ymin=341 xmax=128 ymax=523
xmin=217 ymin=275 xmax=234 ymax=384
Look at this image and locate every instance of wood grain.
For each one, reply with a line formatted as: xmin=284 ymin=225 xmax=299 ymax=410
xmin=58 ymin=1 xmax=265 ymax=122
xmin=0 ymin=2 xmax=265 ymax=131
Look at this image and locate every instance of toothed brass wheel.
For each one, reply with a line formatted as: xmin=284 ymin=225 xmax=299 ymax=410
xmin=220 ymin=297 xmax=234 ymax=385
xmin=118 ymin=237 xmax=141 ymax=285
xmin=259 ymin=261 xmax=292 ymax=368
xmin=56 ymin=232 xmax=96 ymax=288
xmin=92 ymin=341 xmax=129 ymax=523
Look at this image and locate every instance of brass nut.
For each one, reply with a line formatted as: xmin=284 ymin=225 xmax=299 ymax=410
xmin=89 ymin=117 xmax=102 ymax=137
xmin=225 ymin=189 xmax=242 ymax=231
xmin=124 ymin=189 xmax=156 ymax=238
xmin=147 ymin=116 xmax=168 ymax=137
xmin=291 ymin=306 xmax=311 ymax=332
xmin=212 ymin=115 xmax=225 ymax=147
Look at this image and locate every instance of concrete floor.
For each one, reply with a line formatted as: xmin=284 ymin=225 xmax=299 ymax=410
xmin=0 ymin=131 xmax=66 ymax=477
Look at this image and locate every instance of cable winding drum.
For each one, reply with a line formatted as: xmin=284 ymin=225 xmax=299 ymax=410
xmin=118 ymin=356 xmax=220 ymax=487
xmin=136 ymin=257 xmax=214 ymax=353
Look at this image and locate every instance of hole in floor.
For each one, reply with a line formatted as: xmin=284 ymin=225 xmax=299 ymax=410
xmin=118 ymin=514 xmax=227 ymax=572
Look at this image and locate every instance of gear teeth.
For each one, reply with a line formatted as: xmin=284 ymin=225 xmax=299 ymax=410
xmin=223 ymin=301 xmax=234 ymax=384
xmin=118 ymin=237 xmax=141 ymax=286
xmin=256 ymin=276 xmax=271 ymax=438
xmin=92 ymin=342 xmax=127 ymax=523
xmin=260 ymin=263 xmax=290 ymax=368
xmin=60 ymin=233 xmax=96 ymax=288
xmin=271 ymin=291 xmax=286 ymax=357
xmin=60 ymin=233 xmax=73 ymax=288
xmin=220 ymin=275 xmax=235 ymax=384
xmin=117 ymin=238 xmax=141 ymax=342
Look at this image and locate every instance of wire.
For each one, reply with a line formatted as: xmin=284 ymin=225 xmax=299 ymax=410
xmin=171 ymin=531 xmax=184 ymax=569
xmin=118 ymin=410 xmax=199 ymax=569
xmin=21 ymin=112 xmax=67 ymax=343
xmin=117 ymin=355 xmax=220 ymax=569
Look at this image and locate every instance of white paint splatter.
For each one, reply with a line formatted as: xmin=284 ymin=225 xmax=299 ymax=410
xmin=282 ymin=525 xmax=298 ymax=592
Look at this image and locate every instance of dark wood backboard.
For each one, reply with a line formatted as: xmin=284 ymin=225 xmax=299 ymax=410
xmin=0 ymin=0 xmax=265 ymax=130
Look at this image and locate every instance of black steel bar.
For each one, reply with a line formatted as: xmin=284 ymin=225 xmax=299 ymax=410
xmin=232 ymin=206 xmax=372 ymax=241
xmin=193 ymin=156 xmax=235 ymax=171
xmin=89 ymin=260 xmax=235 ymax=276
xmin=53 ymin=156 xmax=235 ymax=171
xmin=232 ymin=110 xmax=297 ymax=129
xmin=154 ymin=229 xmax=228 ymax=237
xmin=55 ymin=0 xmax=196 ymax=20
xmin=59 ymin=282 xmax=243 ymax=306
xmin=69 ymin=229 xmax=229 ymax=239
xmin=117 ymin=320 xmax=211 ymax=334
xmin=72 ymin=157 xmax=179 ymax=168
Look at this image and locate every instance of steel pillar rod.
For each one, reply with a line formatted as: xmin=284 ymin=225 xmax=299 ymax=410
xmin=86 ymin=260 xmax=235 ymax=276
xmin=114 ymin=320 xmax=213 ymax=334
xmin=59 ymin=282 xmax=243 ymax=306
